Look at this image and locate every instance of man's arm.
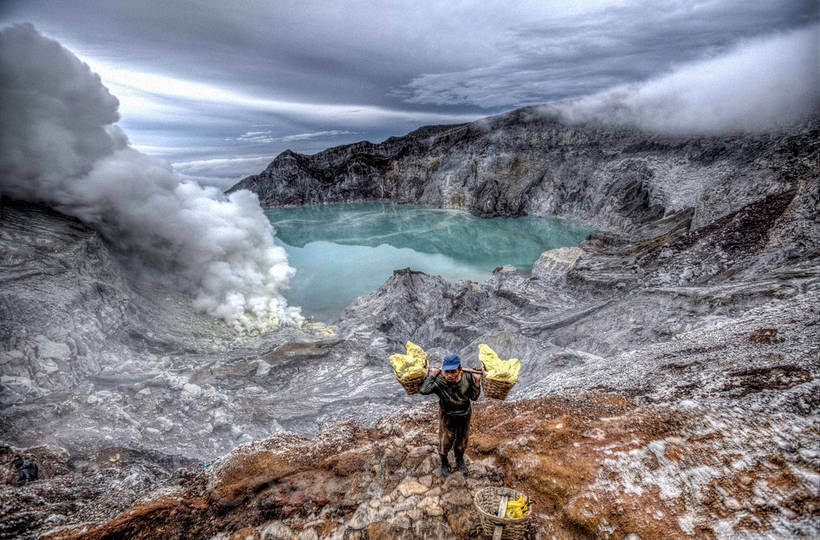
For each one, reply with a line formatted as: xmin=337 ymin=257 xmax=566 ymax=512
xmin=419 ymin=368 xmax=440 ymax=395
xmin=467 ymin=372 xmax=481 ymax=400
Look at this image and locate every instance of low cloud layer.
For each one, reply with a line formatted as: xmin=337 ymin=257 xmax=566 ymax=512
xmin=171 ymin=155 xmax=275 ymax=190
xmin=4 ymin=0 xmax=814 ymax=172
xmin=232 ymin=129 xmax=358 ymax=145
xmin=550 ymin=24 xmax=820 ymax=135
xmin=0 ymin=24 xmax=301 ymax=331
xmin=396 ymin=0 xmax=817 ymax=111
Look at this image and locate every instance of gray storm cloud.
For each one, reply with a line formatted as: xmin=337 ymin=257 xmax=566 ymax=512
xmin=550 ymin=24 xmax=820 ymax=135
xmin=0 ymin=24 xmax=301 ymax=331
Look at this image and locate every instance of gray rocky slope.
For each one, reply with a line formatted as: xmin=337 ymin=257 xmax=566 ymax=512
xmin=228 ymin=108 xmax=819 ymax=419
xmin=1 ymin=109 xmax=818 ymax=538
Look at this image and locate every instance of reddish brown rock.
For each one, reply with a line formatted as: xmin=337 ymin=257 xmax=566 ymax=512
xmin=35 ymin=392 xmax=819 ymax=540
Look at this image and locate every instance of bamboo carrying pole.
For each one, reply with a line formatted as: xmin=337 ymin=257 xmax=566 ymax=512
xmin=493 ymin=495 xmax=509 ymax=540
xmin=433 ymin=366 xmax=483 ymax=374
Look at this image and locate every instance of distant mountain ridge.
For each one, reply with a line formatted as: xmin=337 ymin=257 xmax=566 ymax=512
xmin=228 ymin=106 xmax=817 ymax=235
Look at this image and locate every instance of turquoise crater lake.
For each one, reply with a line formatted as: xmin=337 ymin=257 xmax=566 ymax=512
xmin=266 ymin=202 xmax=591 ymax=321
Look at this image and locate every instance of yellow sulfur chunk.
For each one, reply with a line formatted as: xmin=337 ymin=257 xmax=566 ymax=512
xmin=505 ymin=495 xmax=530 ymax=518
xmin=478 ymin=344 xmax=521 ymax=383
xmin=389 ymin=341 xmax=428 ymax=381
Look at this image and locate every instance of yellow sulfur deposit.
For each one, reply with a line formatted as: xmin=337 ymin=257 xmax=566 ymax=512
xmin=389 ymin=341 xmax=428 ymax=381
xmin=505 ymin=495 xmax=530 ymax=518
xmin=478 ymin=344 xmax=520 ymax=383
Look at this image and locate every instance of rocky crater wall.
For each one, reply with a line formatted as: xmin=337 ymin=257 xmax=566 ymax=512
xmin=228 ymin=108 xmax=818 ymax=235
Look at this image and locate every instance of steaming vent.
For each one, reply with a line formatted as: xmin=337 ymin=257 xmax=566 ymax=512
xmin=0 ymin=24 xmax=301 ymax=331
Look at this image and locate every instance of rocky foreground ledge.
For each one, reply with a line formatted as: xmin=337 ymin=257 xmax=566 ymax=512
xmin=12 ymin=390 xmax=813 ymax=539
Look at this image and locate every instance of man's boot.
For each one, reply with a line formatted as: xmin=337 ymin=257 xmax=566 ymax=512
xmin=439 ymin=454 xmax=451 ymax=477
xmin=455 ymin=453 xmax=468 ymax=474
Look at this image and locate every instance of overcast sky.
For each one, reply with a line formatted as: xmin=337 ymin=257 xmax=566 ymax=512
xmin=1 ymin=1 xmax=817 ymax=188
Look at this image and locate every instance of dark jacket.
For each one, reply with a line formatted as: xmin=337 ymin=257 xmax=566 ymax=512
xmin=419 ymin=372 xmax=481 ymax=416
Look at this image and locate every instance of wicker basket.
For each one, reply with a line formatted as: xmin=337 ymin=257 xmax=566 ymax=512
xmin=394 ymin=370 xmax=426 ymax=395
xmin=482 ymin=374 xmax=515 ymax=400
xmin=474 ymin=486 xmax=532 ymax=540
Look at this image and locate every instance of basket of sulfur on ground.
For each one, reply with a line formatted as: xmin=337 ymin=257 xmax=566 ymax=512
xmin=390 ymin=341 xmax=428 ymax=395
xmin=474 ymin=486 xmax=533 ymax=540
xmin=478 ymin=344 xmax=520 ymax=400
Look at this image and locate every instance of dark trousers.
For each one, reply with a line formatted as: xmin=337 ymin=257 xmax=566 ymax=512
xmin=439 ymin=409 xmax=471 ymax=458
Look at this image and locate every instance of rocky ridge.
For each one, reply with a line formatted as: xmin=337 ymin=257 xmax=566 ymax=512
xmin=228 ymin=108 xmax=814 ymax=233
xmin=2 ymin=110 xmax=818 ymax=538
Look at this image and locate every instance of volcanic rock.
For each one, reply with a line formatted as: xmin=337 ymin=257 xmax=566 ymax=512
xmin=2 ymin=109 xmax=818 ymax=538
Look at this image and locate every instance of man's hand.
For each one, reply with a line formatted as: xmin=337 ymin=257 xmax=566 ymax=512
xmin=472 ymin=373 xmax=481 ymax=385
xmin=430 ymin=367 xmax=441 ymax=378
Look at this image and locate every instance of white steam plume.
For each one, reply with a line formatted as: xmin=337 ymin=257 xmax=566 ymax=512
xmin=551 ymin=24 xmax=820 ymax=135
xmin=0 ymin=24 xmax=301 ymax=331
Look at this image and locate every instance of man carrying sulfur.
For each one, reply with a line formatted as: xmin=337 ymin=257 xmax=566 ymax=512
xmin=419 ymin=353 xmax=481 ymax=476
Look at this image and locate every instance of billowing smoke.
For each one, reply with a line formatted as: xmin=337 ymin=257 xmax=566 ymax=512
xmin=551 ymin=24 xmax=819 ymax=135
xmin=0 ymin=24 xmax=301 ymax=331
